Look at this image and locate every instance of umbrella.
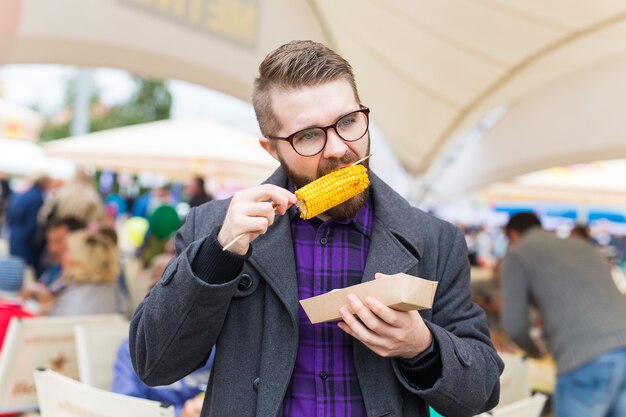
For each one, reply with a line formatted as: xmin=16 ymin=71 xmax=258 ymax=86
xmin=43 ymin=119 xmax=278 ymax=185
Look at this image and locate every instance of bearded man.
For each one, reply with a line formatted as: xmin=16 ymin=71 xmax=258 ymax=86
xmin=130 ymin=40 xmax=502 ymax=417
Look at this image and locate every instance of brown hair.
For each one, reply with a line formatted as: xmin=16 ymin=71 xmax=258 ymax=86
xmin=63 ymin=230 xmax=119 ymax=284
xmin=505 ymin=212 xmax=542 ymax=235
xmin=252 ymin=40 xmax=361 ymax=137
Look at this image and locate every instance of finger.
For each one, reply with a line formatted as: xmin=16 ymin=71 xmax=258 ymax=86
xmin=238 ymin=201 xmax=276 ymax=227
xmin=237 ymin=216 xmax=269 ymax=236
xmin=363 ymin=296 xmax=406 ymax=328
xmin=346 ymin=293 xmax=391 ymax=336
xmin=337 ymin=321 xmax=388 ymax=358
xmin=236 ymin=184 xmax=296 ymax=213
xmin=374 ymin=272 xmax=390 ymax=280
xmin=338 ymin=306 xmax=386 ymax=347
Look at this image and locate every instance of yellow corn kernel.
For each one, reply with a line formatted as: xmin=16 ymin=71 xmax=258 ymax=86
xmin=295 ymin=164 xmax=369 ymax=219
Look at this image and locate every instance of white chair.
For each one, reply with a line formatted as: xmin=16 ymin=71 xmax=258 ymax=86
xmin=34 ymin=368 xmax=174 ymax=417
xmin=0 ymin=314 xmax=124 ymax=413
xmin=476 ymin=393 xmax=547 ymax=417
xmin=75 ymin=320 xmax=130 ymax=390
xmin=496 ymin=352 xmax=532 ymax=408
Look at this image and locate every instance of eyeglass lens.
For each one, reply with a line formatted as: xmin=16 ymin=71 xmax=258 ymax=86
xmin=291 ymin=110 xmax=368 ymax=156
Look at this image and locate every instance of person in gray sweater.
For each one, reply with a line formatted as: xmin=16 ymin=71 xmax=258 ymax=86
xmin=501 ymin=212 xmax=626 ymax=417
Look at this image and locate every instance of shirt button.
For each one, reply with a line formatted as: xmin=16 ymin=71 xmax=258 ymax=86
xmin=319 ymin=371 xmax=328 ymax=380
xmin=320 ymin=237 xmax=328 ymax=245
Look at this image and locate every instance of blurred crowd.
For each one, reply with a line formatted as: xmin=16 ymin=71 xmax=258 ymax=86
xmin=2 ymin=168 xmax=626 ymax=416
xmin=461 ymin=219 xmax=626 ymax=355
xmin=0 ymin=170 xmax=215 ymax=318
xmin=0 ymin=170 xmax=217 ymax=417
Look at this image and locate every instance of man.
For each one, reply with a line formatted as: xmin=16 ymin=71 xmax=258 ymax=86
xmin=39 ymin=217 xmax=86 ymax=286
xmin=186 ymin=176 xmax=212 ymax=208
xmin=131 ymin=40 xmax=502 ymax=417
xmin=501 ymin=212 xmax=626 ymax=417
xmin=19 ymin=217 xmax=86 ymax=313
xmin=6 ymin=173 xmax=50 ymax=275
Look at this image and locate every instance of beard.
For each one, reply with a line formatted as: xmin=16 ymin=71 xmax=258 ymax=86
xmin=277 ymin=140 xmax=371 ymax=221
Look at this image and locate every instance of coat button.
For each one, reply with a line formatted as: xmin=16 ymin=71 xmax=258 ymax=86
xmin=253 ymin=377 xmax=260 ymax=393
xmin=238 ymin=274 xmax=252 ymax=291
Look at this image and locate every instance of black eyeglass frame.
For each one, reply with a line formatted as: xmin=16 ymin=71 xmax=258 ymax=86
xmin=267 ymin=107 xmax=370 ymax=157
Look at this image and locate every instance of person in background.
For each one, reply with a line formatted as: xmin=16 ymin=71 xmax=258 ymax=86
xmin=6 ymin=173 xmax=50 ymax=276
xmin=501 ymin=212 xmax=626 ymax=417
xmin=130 ymin=40 xmax=502 ymax=417
xmin=46 ymin=229 xmax=119 ymax=316
xmin=0 ymin=172 xmax=12 ymax=236
xmin=39 ymin=217 xmax=86 ymax=286
xmin=132 ymin=184 xmax=173 ymax=218
xmin=186 ymin=176 xmax=212 ymax=208
xmin=95 ymin=225 xmax=130 ymax=316
xmin=569 ymin=223 xmax=594 ymax=243
xmin=0 ymin=255 xmax=33 ymax=349
xmin=38 ymin=170 xmax=104 ymax=226
xmin=112 ymin=339 xmax=214 ymax=417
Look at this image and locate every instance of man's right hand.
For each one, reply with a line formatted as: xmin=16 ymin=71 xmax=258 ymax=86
xmin=217 ymin=184 xmax=296 ymax=255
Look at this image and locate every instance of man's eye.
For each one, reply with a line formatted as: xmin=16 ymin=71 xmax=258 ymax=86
xmin=338 ymin=117 xmax=354 ymax=127
xmin=297 ymin=130 xmax=321 ymax=141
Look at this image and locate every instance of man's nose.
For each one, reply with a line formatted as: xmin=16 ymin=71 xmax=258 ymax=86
xmin=322 ymin=128 xmax=349 ymax=159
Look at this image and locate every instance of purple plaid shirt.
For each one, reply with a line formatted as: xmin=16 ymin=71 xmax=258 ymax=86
xmin=283 ymin=195 xmax=373 ymax=417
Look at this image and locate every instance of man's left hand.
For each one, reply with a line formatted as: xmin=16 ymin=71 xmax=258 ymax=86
xmin=337 ymin=273 xmax=433 ymax=359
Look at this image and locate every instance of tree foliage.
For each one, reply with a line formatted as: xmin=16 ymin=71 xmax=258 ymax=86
xmin=40 ymin=76 xmax=172 ymax=141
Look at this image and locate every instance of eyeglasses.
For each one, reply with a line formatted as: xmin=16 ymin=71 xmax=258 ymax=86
xmin=268 ymin=107 xmax=370 ymax=157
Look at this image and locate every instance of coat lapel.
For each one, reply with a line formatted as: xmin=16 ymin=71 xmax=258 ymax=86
xmin=356 ymin=173 xmax=424 ymax=417
xmin=246 ymin=169 xmax=427 ymax=417
xmin=248 ymin=211 xmax=299 ymax=324
xmin=247 ymin=168 xmax=300 ymax=325
xmin=362 ymin=172 xmax=422 ymax=282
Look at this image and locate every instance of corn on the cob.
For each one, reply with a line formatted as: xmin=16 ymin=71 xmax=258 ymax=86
xmin=295 ymin=164 xmax=369 ymax=219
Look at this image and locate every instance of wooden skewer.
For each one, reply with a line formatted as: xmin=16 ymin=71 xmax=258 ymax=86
xmin=352 ymin=154 xmax=372 ymax=165
xmin=222 ymin=154 xmax=372 ymax=252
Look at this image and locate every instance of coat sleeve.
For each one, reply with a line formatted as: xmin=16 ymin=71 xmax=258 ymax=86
xmin=393 ymin=226 xmax=504 ymax=417
xmin=129 ymin=207 xmax=244 ymax=386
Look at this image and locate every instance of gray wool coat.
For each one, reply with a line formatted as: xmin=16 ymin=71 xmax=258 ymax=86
xmin=130 ymin=168 xmax=503 ymax=417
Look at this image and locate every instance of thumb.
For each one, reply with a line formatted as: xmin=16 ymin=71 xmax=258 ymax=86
xmin=374 ymin=272 xmax=391 ymax=280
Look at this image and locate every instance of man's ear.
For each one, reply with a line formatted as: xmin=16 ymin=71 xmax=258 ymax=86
xmin=259 ymin=137 xmax=279 ymax=161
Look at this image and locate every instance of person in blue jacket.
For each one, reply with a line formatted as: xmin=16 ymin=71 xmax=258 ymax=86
xmin=111 ymin=338 xmax=214 ymax=417
xmin=6 ymin=174 xmax=50 ymax=275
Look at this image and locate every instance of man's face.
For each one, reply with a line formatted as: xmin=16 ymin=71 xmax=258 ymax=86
xmin=260 ymin=79 xmax=370 ymax=220
xmin=47 ymin=226 xmax=69 ymax=263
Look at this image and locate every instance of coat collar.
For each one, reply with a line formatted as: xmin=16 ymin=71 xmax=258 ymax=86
xmin=247 ymin=167 xmax=423 ymax=323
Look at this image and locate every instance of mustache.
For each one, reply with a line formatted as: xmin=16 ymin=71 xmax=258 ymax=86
xmin=318 ymin=152 xmax=359 ymax=176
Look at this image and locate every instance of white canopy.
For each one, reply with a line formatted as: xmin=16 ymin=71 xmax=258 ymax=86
xmin=4 ymin=0 xmax=626 ymax=196
xmin=0 ymin=137 xmax=74 ymax=179
xmin=42 ymin=119 xmax=279 ymax=185
xmin=0 ymin=137 xmax=44 ymax=176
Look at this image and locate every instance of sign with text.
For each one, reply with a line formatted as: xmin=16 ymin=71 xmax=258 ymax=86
xmin=120 ymin=0 xmax=257 ymax=48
